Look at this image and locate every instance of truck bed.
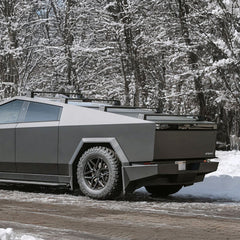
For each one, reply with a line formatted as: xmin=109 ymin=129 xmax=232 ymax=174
xmin=100 ymin=106 xmax=217 ymax=161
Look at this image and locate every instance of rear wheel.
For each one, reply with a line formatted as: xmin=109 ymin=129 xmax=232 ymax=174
xmin=145 ymin=185 xmax=182 ymax=197
xmin=77 ymin=146 xmax=122 ymax=200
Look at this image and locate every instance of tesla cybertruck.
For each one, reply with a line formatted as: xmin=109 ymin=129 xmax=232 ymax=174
xmin=0 ymin=93 xmax=218 ymax=199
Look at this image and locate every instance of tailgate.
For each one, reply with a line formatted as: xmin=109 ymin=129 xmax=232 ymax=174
xmin=139 ymin=114 xmax=217 ymax=160
xmin=154 ymin=130 xmax=216 ymax=159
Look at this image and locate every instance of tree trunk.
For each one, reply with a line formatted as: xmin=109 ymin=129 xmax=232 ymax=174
xmin=0 ymin=0 xmax=19 ymax=97
xmin=176 ymin=0 xmax=206 ymax=117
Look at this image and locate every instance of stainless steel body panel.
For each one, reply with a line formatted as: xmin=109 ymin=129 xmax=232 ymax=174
xmin=58 ymin=123 xmax=155 ymax=166
xmin=16 ymin=122 xmax=59 ymax=174
xmin=59 ymin=103 xmax=151 ymax=126
xmin=0 ymin=123 xmax=17 ymax=172
xmin=58 ymin=103 xmax=156 ymax=167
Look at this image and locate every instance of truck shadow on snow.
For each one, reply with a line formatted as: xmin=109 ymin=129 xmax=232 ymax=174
xmin=0 ymin=175 xmax=239 ymax=203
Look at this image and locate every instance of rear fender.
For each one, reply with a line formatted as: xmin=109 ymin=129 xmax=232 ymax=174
xmin=68 ymin=137 xmax=129 ymax=189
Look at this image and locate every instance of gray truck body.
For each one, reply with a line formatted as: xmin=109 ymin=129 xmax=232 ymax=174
xmin=0 ymin=96 xmax=218 ymax=195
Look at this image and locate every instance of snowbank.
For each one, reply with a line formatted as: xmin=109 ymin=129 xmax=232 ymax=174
xmin=0 ymin=228 xmax=42 ymax=240
xmin=175 ymin=151 xmax=240 ymax=201
xmin=0 ymin=228 xmax=12 ymax=240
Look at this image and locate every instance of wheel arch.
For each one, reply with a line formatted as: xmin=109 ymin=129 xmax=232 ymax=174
xmin=68 ymin=138 xmax=129 ymax=190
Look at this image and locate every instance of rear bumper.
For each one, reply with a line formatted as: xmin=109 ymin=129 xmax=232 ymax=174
xmin=122 ymin=161 xmax=218 ymax=193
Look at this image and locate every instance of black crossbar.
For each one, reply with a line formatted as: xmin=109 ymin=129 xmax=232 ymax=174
xmin=31 ymin=91 xmax=82 ymax=98
xmin=30 ymin=91 xmax=121 ymax=106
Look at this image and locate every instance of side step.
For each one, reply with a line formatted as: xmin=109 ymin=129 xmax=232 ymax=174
xmin=0 ymin=179 xmax=69 ymax=187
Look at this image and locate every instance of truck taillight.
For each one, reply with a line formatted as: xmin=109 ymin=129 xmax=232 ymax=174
xmin=143 ymin=162 xmax=154 ymax=165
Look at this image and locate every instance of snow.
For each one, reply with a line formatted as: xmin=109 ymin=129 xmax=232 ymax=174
xmin=174 ymin=151 xmax=240 ymax=201
xmin=0 ymin=228 xmax=12 ymax=240
xmin=0 ymin=228 xmax=42 ymax=240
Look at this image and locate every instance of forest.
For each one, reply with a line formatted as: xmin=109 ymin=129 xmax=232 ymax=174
xmin=0 ymin=0 xmax=239 ymax=149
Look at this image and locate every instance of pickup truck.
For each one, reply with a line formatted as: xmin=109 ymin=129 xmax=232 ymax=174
xmin=0 ymin=93 xmax=218 ymax=199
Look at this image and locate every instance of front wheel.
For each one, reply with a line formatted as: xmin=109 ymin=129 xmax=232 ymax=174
xmin=77 ymin=146 xmax=122 ymax=200
xmin=145 ymin=185 xmax=182 ymax=197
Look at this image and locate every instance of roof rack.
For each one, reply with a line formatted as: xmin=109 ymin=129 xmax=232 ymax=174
xmin=30 ymin=91 xmax=121 ymax=106
xmin=30 ymin=91 xmax=83 ymax=98
xmin=100 ymin=105 xmax=159 ymax=112
xmin=137 ymin=113 xmax=203 ymax=121
xmin=66 ymin=98 xmax=121 ymax=106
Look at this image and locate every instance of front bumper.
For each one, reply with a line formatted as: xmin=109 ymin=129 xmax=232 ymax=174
xmin=122 ymin=161 xmax=218 ymax=193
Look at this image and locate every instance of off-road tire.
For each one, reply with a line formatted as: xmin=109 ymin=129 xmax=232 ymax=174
xmin=145 ymin=185 xmax=182 ymax=197
xmin=77 ymin=146 xmax=122 ymax=200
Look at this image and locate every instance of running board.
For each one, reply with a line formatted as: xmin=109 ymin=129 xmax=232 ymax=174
xmin=0 ymin=179 xmax=69 ymax=187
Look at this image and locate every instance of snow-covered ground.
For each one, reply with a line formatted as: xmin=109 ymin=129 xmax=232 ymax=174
xmin=174 ymin=151 xmax=240 ymax=200
xmin=0 ymin=228 xmax=43 ymax=240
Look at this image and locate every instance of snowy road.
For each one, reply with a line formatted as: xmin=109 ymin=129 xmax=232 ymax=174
xmin=0 ymin=186 xmax=240 ymax=240
xmin=1 ymin=151 xmax=240 ymax=239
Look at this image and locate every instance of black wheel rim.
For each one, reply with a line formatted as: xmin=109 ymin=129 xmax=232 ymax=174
xmin=83 ymin=157 xmax=109 ymax=190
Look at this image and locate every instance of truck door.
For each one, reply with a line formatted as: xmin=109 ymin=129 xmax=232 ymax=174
xmin=16 ymin=101 xmax=62 ymax=176
xmin=0 ymin=100 xmax=24 ymax=172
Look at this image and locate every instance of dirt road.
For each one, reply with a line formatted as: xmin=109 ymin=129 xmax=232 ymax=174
xmin=0 ymin=186 xmax=240 ymax=240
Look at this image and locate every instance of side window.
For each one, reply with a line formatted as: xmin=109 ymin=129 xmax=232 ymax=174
xmin=24 ymin=102 xmax=61 ymax=122
xmin=0 ymin=100 xmax=23 ymax=124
